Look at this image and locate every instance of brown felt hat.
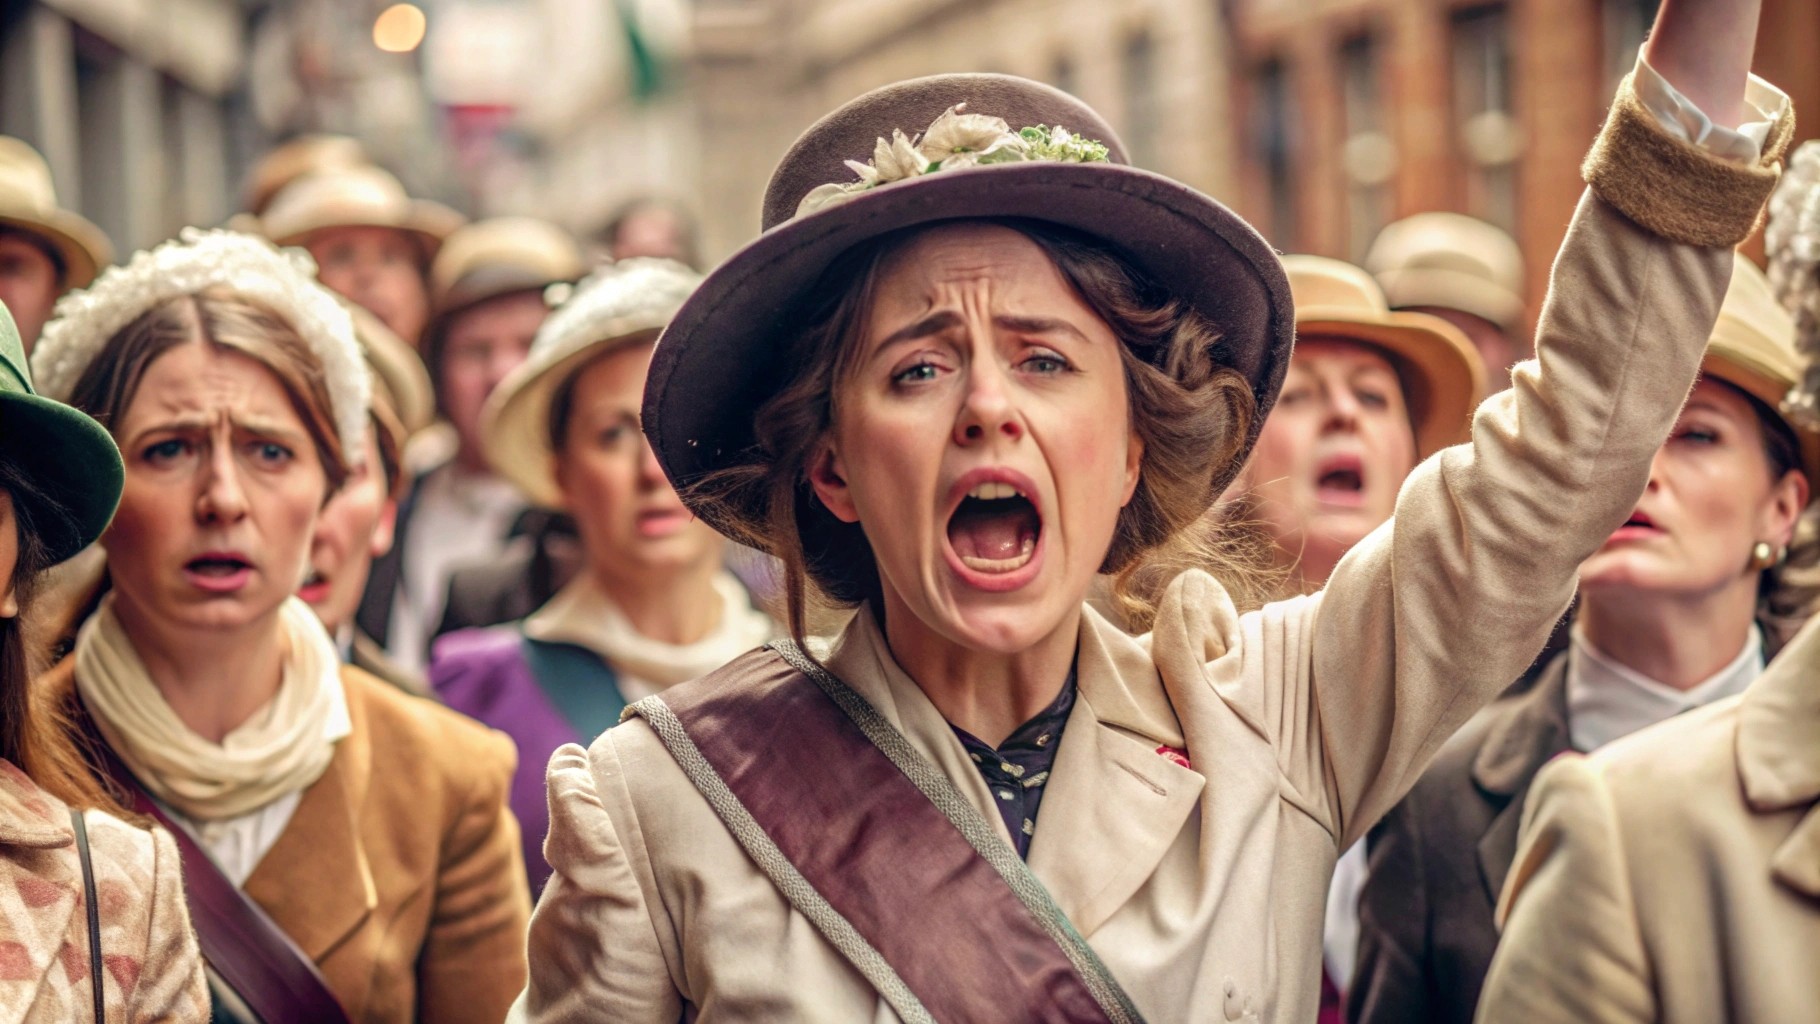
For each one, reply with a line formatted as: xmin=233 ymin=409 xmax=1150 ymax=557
xmin=644 ymin=73 xmax=1293 ymax=546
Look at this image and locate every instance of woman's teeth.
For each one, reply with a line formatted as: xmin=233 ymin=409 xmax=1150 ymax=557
xmin=967 ymin=482 xmax=1024 ymax=500
xmin=959 ymin=536 xmax=1037 ymax=573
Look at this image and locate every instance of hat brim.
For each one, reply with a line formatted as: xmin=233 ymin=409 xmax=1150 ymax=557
xmin=0 ymin=211 xmax=113 ymax=289
xmin=269 ymin=199 xmax=463 ymax=261
xmin=645 ymin=160 xmax=1293 ymax=544
xmin=1296 ymin=308 xmax=1487 ymax=458
xmin=484 ymin=324 xmax=666 ymax=508
xmin=0 ymin=391 xmax=123 ymax=564
xmin=1703 ymin=350 xmax=1820 ymax=489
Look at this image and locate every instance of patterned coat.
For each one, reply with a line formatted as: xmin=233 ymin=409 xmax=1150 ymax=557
xmin=0 ymin=759 xmax=208 ymax=1022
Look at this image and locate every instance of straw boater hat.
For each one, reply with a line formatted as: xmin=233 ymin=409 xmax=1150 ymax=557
xmin=644 ymin=74 xmax=1293 ymax=547
xmin=483 ymin=259 xmax=702 ymax=508
xmin=0 ymin=136 xmax=113 ymax=289
xmin=241 ymin=134 xmax=370 ymax=217
xmin=1365 ymin=212 xmax=1526 ymax=332
xmin=260 ymin=164 xmax=465 ymax=259
xmin=1705 ymin=254 xmax=1820 ymax=486
xmin=1283 ymin=255 xmax=1487 ymax=458
xmin=0 ymin=302 xmax=121 ymax=563
xmin=426 ymin=217 xmax=588 ymax=324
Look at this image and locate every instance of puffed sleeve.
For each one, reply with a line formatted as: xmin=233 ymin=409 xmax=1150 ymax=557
xmin=131 ymin=825 xmax=210 ymax=1023
xmin=1255 ymin=70 xmax=1795 ymax=848
xmin=508 ymin=739 xmax=682 ymax=1024
xmin=1473 ymin=755 xmax=1654 ymax=1024
xmin=417 ymin=729 xmax=533 ymax=1024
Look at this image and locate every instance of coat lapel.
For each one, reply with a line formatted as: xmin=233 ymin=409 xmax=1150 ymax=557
xmin=242 ymin=672 xmax=376 ymax=962
xmin=1027 ymin=614 xmax=1203 ymax=938
xmin=1737 ymin=617 xmax=1820 ymax=899
xmin=1471 ymin=656 xmax=1571 ymax=907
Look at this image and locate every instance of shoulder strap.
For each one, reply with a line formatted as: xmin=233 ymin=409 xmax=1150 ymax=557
xmin=78 ymin=718 xmax=353 ymax=1024
xmin=69 ymin=807 xmax=104 ymax=1024
xmin=626 ymin=642 xmax=1146 ymax=1024
xmin=521 ymin=636 xmax=626 ymax=741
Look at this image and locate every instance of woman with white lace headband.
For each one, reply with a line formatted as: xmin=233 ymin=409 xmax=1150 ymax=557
xmin=31 ymin=229 xmax=530 ymax=1024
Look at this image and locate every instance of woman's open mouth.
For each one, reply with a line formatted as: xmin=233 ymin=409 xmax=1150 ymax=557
xmin=1608 ymin=509 xmax=1664 ymax=543
xmin=184 ymin=552 xmax=255 ymax=593
xmin=298 ymin=569 xmax=330 ymax=605
xmin=1314 ymin=453 xmax=1367 ymax=507
xmin=943 ymin=472 xmax=1045 ymax=591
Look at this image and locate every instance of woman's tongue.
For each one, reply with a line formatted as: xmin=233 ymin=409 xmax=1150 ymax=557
xmin=948 ymin=500 xmax=1039 ymax=573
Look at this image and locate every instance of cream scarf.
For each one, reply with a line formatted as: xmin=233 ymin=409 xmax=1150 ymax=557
xmin=524 ymin=570 xmax=775 ymax=699
xmin=75 ymin=594 xmax=352 ymax=821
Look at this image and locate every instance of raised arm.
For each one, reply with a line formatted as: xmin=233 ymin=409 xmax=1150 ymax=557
xmin=1265 ymin=0 xmax=1789 ymax=846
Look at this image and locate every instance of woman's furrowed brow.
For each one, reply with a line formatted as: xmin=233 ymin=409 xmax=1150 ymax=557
xmin=994 ymin=315 xmax=1089 ymax=343
xmin=876 ymin=310 xmax=964 ymax=351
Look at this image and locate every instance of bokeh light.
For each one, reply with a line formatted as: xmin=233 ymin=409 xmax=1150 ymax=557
xmin=373 ymin=4 xmax=428 ymax=54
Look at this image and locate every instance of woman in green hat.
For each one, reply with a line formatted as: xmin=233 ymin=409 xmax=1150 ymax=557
xmin=0 ymin=302 xmax=208 ymax=1021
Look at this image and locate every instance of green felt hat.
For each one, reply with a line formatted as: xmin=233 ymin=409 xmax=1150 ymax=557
xmin=0 ymin=303 xmax=122 ymax=564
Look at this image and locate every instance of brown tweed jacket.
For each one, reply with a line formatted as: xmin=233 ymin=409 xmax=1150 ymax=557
xmin=49 ymin=660 xmax=531 ymax=1024
xmin=0 ymin=759 xmax=209 ymax=1022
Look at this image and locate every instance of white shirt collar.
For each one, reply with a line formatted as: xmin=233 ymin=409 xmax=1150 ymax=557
xmin=1566 ymin=621 xmax=1763 ymax=752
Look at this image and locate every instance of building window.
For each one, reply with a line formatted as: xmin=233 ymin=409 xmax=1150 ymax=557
xmin=1122 ymin=31 xmax=1159 ymax=168
xmin=1249 ymin=56 xmax=1297 ymax=248
xmin=1451 ymin=4 xmax=1519 ymax=233
xmin=1340 ymin=33 xmax=1393 ymax=264
xmin=1602 ymin=0 xmax=1661 ymax=91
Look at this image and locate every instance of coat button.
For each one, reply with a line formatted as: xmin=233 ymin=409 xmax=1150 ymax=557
xmin=1223 ymin=979 xmax=1245 ymax=1021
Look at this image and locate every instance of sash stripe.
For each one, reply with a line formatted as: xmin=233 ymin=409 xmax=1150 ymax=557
xmin=627 ymin=644 xmax=1146 ymax=1024
xmin=627 ymin=697 xmax=936 ymax=1024
xmin=770 ymin=641 xmax=1146 ymax=1024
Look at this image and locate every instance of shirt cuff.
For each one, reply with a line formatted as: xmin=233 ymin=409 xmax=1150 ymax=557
xmin=1633 ymin=46 xmax=1790 ymax=164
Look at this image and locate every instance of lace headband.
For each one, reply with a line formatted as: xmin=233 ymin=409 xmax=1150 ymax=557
xmin=32 ymin=228 xmax=370 ymax=467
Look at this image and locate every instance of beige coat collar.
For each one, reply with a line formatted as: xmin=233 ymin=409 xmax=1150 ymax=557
xmin=822 ymin=601 xmax=1205 ymax=937
xmin=0 ymin=761 xmax=73 ymax=850
xmin=1736 ymin=616 xmax=1820 ymax=896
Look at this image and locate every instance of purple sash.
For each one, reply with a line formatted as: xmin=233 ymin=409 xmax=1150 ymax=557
xmin=627 ymin=642 xmax=1145 ymax=1024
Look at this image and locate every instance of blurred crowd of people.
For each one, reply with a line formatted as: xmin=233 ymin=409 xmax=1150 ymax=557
xmin=0 ymin=0 xmax=1815 ymax=1020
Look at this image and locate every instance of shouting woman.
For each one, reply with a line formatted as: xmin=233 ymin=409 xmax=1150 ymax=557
xmin=513 ymin=1 xmax=1792 ymax=1019
xmin=31 ymin=230 xmax=530 ymax=1024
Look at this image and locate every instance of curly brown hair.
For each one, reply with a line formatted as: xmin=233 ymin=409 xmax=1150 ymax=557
xmin=693 ymin=218 xmax=1272 ymax=645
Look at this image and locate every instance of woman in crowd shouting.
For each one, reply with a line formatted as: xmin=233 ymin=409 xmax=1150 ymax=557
xmin=510 ymin=0 xmax=1790 ymax=1019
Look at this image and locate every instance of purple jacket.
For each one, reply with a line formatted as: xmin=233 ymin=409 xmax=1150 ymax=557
xmin=431 ymin=626 xmax=623 ymax=895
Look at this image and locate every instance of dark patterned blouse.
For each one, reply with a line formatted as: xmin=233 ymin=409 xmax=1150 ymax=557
xmin=950 ymin=673 xmax=1077 ymax=859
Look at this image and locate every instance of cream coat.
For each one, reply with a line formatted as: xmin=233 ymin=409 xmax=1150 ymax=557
xmin=511 ymin=88 xmax=1790 ymax=1024
xmin=1477 ymin=614 xmax=1820 ymax=1024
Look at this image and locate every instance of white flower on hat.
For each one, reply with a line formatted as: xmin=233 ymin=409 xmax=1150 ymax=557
xmin=32 ymin=227 xmax=372 ymax=467
xmin=796 ymin=104 xmax=1109 ymax=218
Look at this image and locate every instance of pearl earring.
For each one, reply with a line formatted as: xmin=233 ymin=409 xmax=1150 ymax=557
xmin=1747 ymin=541 xmax=1783 ymax=573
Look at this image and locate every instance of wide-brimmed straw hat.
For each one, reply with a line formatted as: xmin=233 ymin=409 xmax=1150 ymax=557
xmin=0 ymin=137 xmax=113 ymax=290
xmin=483 ymin=258 xmax=702 ymax=508
xmin=1705 ymin=254 xmax=1820 ymax=486
xmin=0 ymin=302 xmax=121 ymax=563
xmin=645 ymin=73 xmax=1293 ymax=545
xmin=1284 ymin=254 xmax=1487 ymax=457
xmin=261 ymin=164 xmax=465 ymax=258
xmin=1365 ymin=212 xmax=1526 ymax=332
